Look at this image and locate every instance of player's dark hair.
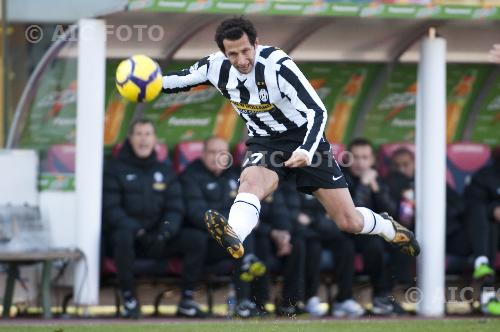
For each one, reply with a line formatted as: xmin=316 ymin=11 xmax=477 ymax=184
xmin=392 ymin=147 xmax=414 ymax=160
xmin=347 ymin=138 xmax=375 ymax=154
xmin=128 ymin=118 xmax=156 ymax=136
xmin=215 ymin=17 xmax=258 ymax=53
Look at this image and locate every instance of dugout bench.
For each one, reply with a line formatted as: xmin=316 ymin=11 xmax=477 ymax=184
xmin=0 ymin=248 xmax=82 ymax=319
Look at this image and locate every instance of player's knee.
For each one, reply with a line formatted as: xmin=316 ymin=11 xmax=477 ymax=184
xmin=335 ymin=211 xmax=363 ymax=234
xmin=239 ymin=168 xmax=264 ymax=197
xmin=239 ymin=167 xmax=278 ymax=199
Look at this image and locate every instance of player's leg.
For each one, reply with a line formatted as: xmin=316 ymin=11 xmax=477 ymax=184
xmin=295 ymin=140 xmax=419 ymax=256
xmin=229 ymin=164 xmax=279 ymax=237
xmin=205 ymin=148 xmax=282 ymax=259
xmin=313 ymin=187 xmax=420 ymax=256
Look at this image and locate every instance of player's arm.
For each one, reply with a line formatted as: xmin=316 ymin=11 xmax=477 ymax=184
xmin=277 ymin=58 xmax=327 ymax=166
xmin=162 ymin=56 xmax=212 ymax=93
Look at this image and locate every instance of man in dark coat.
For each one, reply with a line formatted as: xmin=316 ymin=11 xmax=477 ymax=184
xmin=342 ymin=138 xmax=402 ymax=315
xmin=102 ymin=119 xmax=207 ymax=318
xmin=179 ymin=137 xmax=266 ymax=318
xmin=464 ymin=148 xmax=500 ymax=315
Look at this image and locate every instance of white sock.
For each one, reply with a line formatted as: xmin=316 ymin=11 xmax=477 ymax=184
xmin=228 ymin=193 xmax=261 ymax=242
xmin=481 ymin=289 xmax=496 ymax=306
xmin=356 ymin=207 xmax=396 ymax=241
xmin=475 ymin=256 xmax=489 ymax=269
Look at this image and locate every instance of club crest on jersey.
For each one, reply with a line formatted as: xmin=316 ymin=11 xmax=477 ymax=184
xmin=154 ymin=172 xmax=163 ymax=182
xmin=259 ymin=88 xmax=269 ymax=102
xmin=153 ymin=171 xmax=166 ymax=191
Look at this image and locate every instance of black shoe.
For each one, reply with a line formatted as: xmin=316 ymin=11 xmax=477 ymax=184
xmin=176 ymin=298 xmax=208 ymax=318
xmin=381 ymin=212 xmax=420 ymax=257
xmin=371 ymin=296 xmax=406 ymax=316
xmin=276 ymin=302 xmax=305 ymax=318
xmin=234 ymin=299 xmax=261 ymax=318
xmin=204 ymin=209 xmax=244 ymax=259
xmin=255 ymin=304 xmax=271 ymax=318
xmin=122 ymin=291 xmax=141 ymax=319
xmin=239 ymin=254 xmax=266 ymax=282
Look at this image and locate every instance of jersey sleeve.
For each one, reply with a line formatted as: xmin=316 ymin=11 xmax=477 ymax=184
xmin=162 ymin=55 xmax=211 ymax=93
xmin=277 ymin=58 xmax=327 ymax=165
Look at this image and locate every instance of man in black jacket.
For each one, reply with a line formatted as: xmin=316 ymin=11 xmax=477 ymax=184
xmin=343 ymin=138 xmax=402 ymax=315
xmin=464 ymin=148 xmax=500 ymax=315
xmin=385 ymin=148 xmax=472 ymax=284
xmin=277 ymin=177 xmax=364 ymax=317
xmin=253 ymin=184 xmax=305 ymax=316
xmin=179 ymin=137 xmax=240 ymax=231
xmin=296 ymin=188 xmax=365 ymax=317
xmin=179 ymin=137 xmax=266 ymax=318
xmin=384 ymin=148 xmax=417 ymax=286
xmin=102 ymin=119 xmax=207 ymax=318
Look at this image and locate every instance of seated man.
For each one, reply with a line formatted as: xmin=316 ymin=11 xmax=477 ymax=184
xmin=384 ymin=147 xmax=417 ymax=286
xmin=102 ymin=119 xmax=207 ymax=318
xmin=252 ymin=184 xmax=305 ymax=317
xmin=385 ymin=148 xmax=415 ymax=229
xmin=295 ymin=186 xmax=364 ymax=318
xmin=343 ymin=138 xmax=403 ymax=315
xmin=464 ymin=148 xmax=500 ymax=315
xmin=178 ymin=137 xmax=266 ymax=318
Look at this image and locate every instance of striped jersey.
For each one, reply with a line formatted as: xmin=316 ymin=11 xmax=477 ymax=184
xmin=162 ymin=45 xmax=328 ymax=163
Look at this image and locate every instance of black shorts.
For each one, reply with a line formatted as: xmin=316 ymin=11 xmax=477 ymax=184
xmin=242 ymin=126 xmax=348 ymax=194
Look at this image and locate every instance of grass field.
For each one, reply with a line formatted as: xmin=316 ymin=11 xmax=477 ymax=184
xmin=0 ymin=319 xmax=499 ymax=332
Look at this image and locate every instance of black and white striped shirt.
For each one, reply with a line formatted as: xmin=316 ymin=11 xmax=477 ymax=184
xmin=162 ymin=45 xmax=327 ymax=163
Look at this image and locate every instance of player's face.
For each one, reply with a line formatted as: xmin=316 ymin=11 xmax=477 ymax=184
xmin=202 ymin=138 xmax=230 ymax=175
xmin=350 ymin=145 xmax=375 ymax=177
xmin=393 ymin=153 xmax=415 ymax=178
xmin=129 ymin=123 xmax=157 ymax=159
xmin=223 ymin=33 xmax=257 ymax=74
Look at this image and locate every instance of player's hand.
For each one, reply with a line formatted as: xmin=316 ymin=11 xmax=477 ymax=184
xmin=489 ymin=44 xmax=500 ymax=64
xmin=297 ymin=213 xmax=312 ymax=226
xmin=360 ymin=169 xmax=377 ymax=185
xmin=284 ymin=151 xmax=310 ymax=168
xmin=271 ymin=230 xmax=290 ymax=244
xmin=276 ymin=242 xmax=293 ymax=257
xmin=271 ymin=230 xmax=293 ymax=257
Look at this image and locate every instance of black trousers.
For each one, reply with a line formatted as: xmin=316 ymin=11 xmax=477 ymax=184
xmin=351 ymin=235 xmax=391 ymax=297
xmin=110 ymin=227 xmax=207 ymax=293
xmin=447 ymin=228 xmax=471 ymax=257
xmin=386 ymin=244 xmax=414 ymax=286
xmin=465 ymin=202 xmax=499 ymax=264
xmin=253 ymin=231 xmax=305 ymax=306
xmin=304 ymin=238 xmax=322 ymax=301
xmin=318 ymin=233 xmax=356 ymax=302
xmin=204 ymin=234 xmax=257 ymax=303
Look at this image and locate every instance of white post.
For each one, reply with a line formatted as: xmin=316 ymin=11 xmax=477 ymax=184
xmin=416 ymin=28 xmax=446 ymax=317
xmin=74 ymin=19 xmax=106 ymax=305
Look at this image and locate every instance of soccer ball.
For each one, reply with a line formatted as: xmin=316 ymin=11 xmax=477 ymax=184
xmin=115 ymin=55 xmax=163 ymax=102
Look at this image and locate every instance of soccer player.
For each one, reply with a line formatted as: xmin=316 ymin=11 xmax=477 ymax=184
xmin=162 ymin=17 xmax=420 ymax=259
